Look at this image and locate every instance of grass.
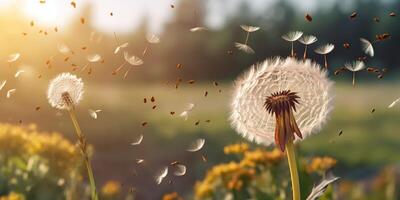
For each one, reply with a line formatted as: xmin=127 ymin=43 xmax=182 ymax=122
xmin=0 ymin=80 xmax=399 ymax=198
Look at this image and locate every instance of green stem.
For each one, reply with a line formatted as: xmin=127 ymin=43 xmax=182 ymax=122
xmin=286 ymin=140 xmax=300 ymax=200
xmin=68 ymin=109 xmax=99 ymax=200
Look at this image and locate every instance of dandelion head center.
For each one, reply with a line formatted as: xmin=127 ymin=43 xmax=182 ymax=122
xmin=61 ymin=92 xmax=73 ymax=108
xmin=264 ymin=90 xmax=300 ymax=114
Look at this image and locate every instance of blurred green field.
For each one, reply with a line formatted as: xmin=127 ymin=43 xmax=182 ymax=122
xmin=1 ymin=80 xmax=399 ymax=198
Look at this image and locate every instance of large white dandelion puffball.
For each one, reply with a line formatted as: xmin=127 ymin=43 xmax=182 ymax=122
xmin=230 ymin=57 xmax=334 ymax=146
xmin=47 ymin=73 xmax=84 ymax=110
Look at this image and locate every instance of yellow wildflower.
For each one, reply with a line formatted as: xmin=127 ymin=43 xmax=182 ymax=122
xmin=0 ymin=192 xmax=25 ymax=200
xmin=224 ymin=143 xmax=249 ymax=154
xmin=162 ymin=192 xmax=183 ymax=200
xmin=101 ymin=180 xmax=121 ymax=197
xmin=306 ymin=156 xmax=337 ymax=174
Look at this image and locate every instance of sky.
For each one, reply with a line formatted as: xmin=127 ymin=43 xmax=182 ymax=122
xmin=0 ymin=0 xmax=393 ymax=34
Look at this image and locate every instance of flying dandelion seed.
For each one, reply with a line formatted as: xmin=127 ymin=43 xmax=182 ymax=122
xmin=179 ymin=103 xmax=195 ymax=121
xmin=190 ymin=27 xmax=208 ymax=32
xmin=143 ymin=34 xmax=160 ymax=56
xmin=155 ymin=167 xmax=168 ymax=185
xmin=187 ymin=138 xmax=205 ymax=152
xmin=344 ymin=61 xmax=366 ymax=86
xmin=6 ymin=89 xmax=16 ymax=98
xmin=47 ymin=73 xmax=98 ymax=200
xmin=235 ymin=25 xmax=259 ymax=54
xmin=282 ymin=31 xmax=303 ymax=57
xmin=306 ymin=175 xmax=340 ymax=200
xmin=235 ymin=42 xmax=255 ymax=54
xmin=298 ymin=35 xmax=317 ymax=59
xmin=114 ymin=42 xmax=129 ymax=54
xmin=230 ymin=57 xmax=333 ymax=200
xmin=7 ymin=53 xmax=20 ymax=65
xmin=88 ymin=109 xmax=101 ymax=119
xmin=81 ymin=54 xmax=101 ymax=73
xmin=131 ymin=134 xmax=143 ymax=146
xmin=388 ymin=98 xmax=400 ymax=108
xmin=0 ymin=80 xmax=6 ymax=91
xmin=360 ymin=38 xmax=374 ymax=57
xmin=173 ymin=164 xmax=187 ymax=176
xmin=136 ymin=159 xmax=145 ymax=164
xmin=57 ymin=43 xmax=71 ymax=54
xmin=314 ymin=43 xmax=335 ymax=69
xmin=113 ymin=52 xmax=143 ymax=79
xmin=14 ymin=70 xmax=25 ymax=78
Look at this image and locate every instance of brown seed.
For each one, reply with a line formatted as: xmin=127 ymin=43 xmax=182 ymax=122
xmin=373 ymin=17 xmax=380 ymax=22
xmin=143 ymin=98 xmax=147 ymax=103
xmin=195 ymin=121 xmax=200 ymax=125
xmin=39 ymin=0 xmax=46 ymax=3
xmin=170 ymin=111 xmax=175 ymax=115
xmin=213 ymin=81 xmax=219 ymax=86
xmin=205 ymin=120 xmax=211 ymax=123
xmin=70 ymin=1 xmax=76 ymax=8
xmin=305 ymin=14 xmax=312 ymax=22
xmin=30 ymin=21 xmax=34 ymax=26
xmin=343 ymin=42 xmax=350 ymax=49
xmin=227 ymin=50 xmax=233 ymax=55
xmin=22 ymin=32 xmax=27 ymax=36
xmin=141 ymin=122 xmax=148 ymax=127
xmin=176 ymin=63 xmax=182 ymax=69
xmin=204 ymin=91 xmax=208 ymax=97
xmin=188 ymin=80 xmax=195 ymax=84
xmin=170 ymin=4 xmax=174 ymax=8
xmin=110 ymin=12 xmax=113 ymax=16
xmin=81 ymin=46 xmax=87 ymax=50
xmin=350 ymin=11 xmax=358 ymax=19
xmin=371 ymin=108 xmax=375 ymax=113
xmin=378 ymin=74 xmax=383 ymax=79
xmin=150 ymin=96 xmax=155 ymax=102
xmin=54 ymin=27 xmax=58 ymax=32
xmin=80 ymin=17 xmax=85 ymax=24
xmin=339 ymin=130 xmax=343 ymax=136
xmin=152 ymin=105 xmax=157 ymax=109
xmin=35 ymin=106 xmax=41 ymax=111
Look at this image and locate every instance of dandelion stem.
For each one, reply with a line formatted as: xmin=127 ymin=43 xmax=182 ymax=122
xmin=67 ymin=109 xmax=99 ymax=200
xmin=286 ymin=139 xmax=300 ymax=200
xmin=291 ymin=42 xmax=294 ymax=57
xmin=303 ymin=45 xmax=308 ymax=60
xmin=245 ymin=32 xmax=250 ymax=45
xmin=352 ymin=72 xmax=356 ymax=86
xmin=324 ymin=54 xmax=328 ymax=69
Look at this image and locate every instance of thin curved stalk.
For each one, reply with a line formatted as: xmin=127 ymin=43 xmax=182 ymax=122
xmin=303 ymin=45 xmax=308 ymax=59
xmin=324 ymin=55 xmax=328 ymax=69
xmin=352 ymin=72 xmax=356 ymax=86
xmin=286 ymin=140 xmax=300 ymax=200
xmin=68 ymin=109 xmax=99 ymax=200
xmin=291 ymin=42 xmax=294 ymax=57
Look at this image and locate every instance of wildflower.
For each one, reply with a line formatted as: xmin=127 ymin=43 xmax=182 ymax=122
xmin=344 ymin=61 xmax=366 ymax=86
xmin=101 ymin=180 xmax=121 ymax=198
xmin=282 ymin=31 xmax=303 ymax=57
xmin=298 ymin=35 xmax=317 ymax=59
xmin=230 ymin=57 xmax=333 ymax=200
xmin=162 ymin=192 xmax=183 ymax=200
xmin=224 ymin=143 xmax=249 ymax=155
xmin=314 ymin=43 xmax=335 ymax=69
xmin=306 ymin=156 xmax=337 ymax=174
xmin=0 ymin=192 xmax=25 ymax=200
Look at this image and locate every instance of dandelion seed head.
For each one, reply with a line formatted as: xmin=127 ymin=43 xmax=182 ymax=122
xmin=7 ymin=53 xmax=20 ymax=63
xmin=47 ymin=73 xmax=84 ymax=110
xmin=360 ymin=38 xmax=374 ymax=57
xmin=314 ymin=43 xmax=335 ymax=55
xmin=124 ymin=52 xmax=144 ymax=66
xmin=230 ymin=57 xmax=334 ymax=146
xmin=299 ymin=35 xmax=318 ymax=45
xmin=235 ymin=42 xmax=255 ymax=54
xmin=146 ymin=34 xmax=160 ymax=44
xmin=282 ymin=31 xmax=303 ymax=42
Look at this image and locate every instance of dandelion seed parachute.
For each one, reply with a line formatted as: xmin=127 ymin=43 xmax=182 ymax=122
xmin=187 ymin=138 xmax=205 ymax=152
xmin=47 ymin=73 xmax=84 ymax=110
xmin=235 ymin=42 xmax=255 ymax=54
xmin=230 ymin=57 xmax=333 ymax=146
xmin=360 ymin=38 xmax=374 ymax=57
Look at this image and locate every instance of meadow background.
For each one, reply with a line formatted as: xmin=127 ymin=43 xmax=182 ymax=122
xmin=0 ymin=0 xmax=399 ymax=199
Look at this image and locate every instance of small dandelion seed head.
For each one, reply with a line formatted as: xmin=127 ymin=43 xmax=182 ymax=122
xmin=230 ymin=57 xmax=334 ymax=146
xmin=281 ymin=31 xmax=303 ymax=42
xmin=298 ymin=35 xmax=318 ymax=45
xmin=314 ymin=43 xmax=335 ymax=55
xmin=344 ymin=60 xmax=366 ymax=72
xmin=47 ymin=73 xmax=84 ymax=110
